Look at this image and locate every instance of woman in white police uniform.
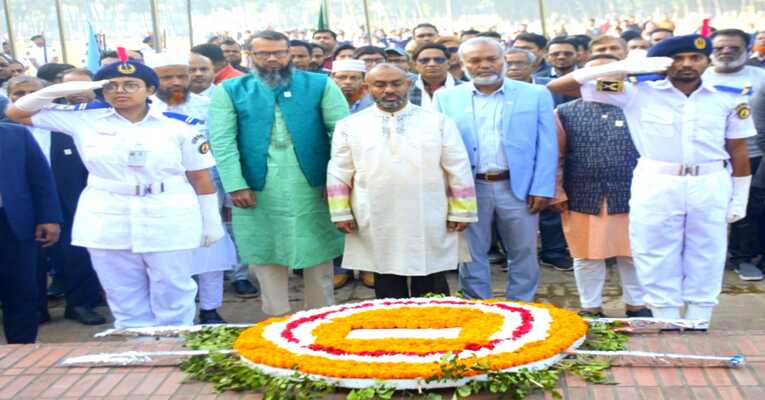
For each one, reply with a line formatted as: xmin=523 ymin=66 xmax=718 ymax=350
xmin=5 ymin=59 xmax=224 ymax=328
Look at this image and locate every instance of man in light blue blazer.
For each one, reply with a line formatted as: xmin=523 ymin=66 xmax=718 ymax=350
xmin=433 ymin=37 xmax=557 ymax=301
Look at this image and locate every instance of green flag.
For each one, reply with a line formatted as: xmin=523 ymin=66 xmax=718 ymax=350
xmin=318 ymin=0 xmax=329 ymax=29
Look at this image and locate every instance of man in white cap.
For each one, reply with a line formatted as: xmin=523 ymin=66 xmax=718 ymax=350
xmin=331 ymin=59 xmax=374 ymax=114
xmin=147 ymin=52 xmax=239 ymax=324
xmin=329 ymin=58 xmax=375 ymax=289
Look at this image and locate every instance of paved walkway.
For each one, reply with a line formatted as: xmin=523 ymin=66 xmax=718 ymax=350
xmin=0 ymin=266 xmax=764 ymax=398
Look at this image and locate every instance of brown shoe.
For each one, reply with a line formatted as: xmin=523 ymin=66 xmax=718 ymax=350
xmin=359 ymin=271 xmax=375 ymax=288
xmin=334 ymin=273 xmax=351 ymax=289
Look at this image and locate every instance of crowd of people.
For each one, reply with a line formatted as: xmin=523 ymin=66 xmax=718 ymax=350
xmin=0 ymin=15 xmax=764 ymax=345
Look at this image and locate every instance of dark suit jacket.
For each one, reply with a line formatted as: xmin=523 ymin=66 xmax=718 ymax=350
xmin=50 ymin=132 xmax=88 ymax=219
xmin=0 ymin=123 xmax=62 ymax=240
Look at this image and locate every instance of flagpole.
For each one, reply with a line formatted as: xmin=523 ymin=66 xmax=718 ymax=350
xmin=2 ymin=0 xmax=16 ymax=59
xmin=362 ymin=0 xmax=372 ymax=45
xmin=186 ymin=0 xmax=194 ymax=47
xmin=149 ymin=0 xmax=161 ymax=52
xmin=323 ymin=0 xmax=330 ymax=29
xmin=53 ymin=0 xmax=68 ymax=63
xmin=538 ymin=0 xmax=548 ymax=38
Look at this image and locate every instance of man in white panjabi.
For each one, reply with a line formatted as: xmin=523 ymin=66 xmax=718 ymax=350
xmin=327 ymin=64 xmax=478 ymax=299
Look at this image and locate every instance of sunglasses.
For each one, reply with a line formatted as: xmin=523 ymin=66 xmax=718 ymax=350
xmin=417 ymin=56 xmax=448 ymax=65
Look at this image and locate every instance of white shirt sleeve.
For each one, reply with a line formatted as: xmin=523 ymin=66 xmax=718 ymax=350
xmin=726 ymin=102 xmax=757 ymax=140
xmin=580 ymin=80 xmax=638 ymax=109
xmin=30 ymin=109 xmax=89 ymax=137
xmin=180 ymin=123 xmax=216 ymax=171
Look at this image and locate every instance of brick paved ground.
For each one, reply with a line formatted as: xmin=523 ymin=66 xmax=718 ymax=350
xmin=1 ymin=267 xmax=764 ymax=398
xmin=0 ymin=331 xmax=763 ymax=399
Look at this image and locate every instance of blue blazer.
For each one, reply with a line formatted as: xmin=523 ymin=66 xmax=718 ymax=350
xmin=0 ymin=123 xmax=62 ymax=240
xmin=433 ymin=78 xmax=557 ymax=199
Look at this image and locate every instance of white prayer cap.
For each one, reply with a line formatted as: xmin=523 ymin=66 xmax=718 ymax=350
xmin=332 ymin=59 xmax=366 ymax=73
xmin=144 ymin=52 xmax=190 ymax=68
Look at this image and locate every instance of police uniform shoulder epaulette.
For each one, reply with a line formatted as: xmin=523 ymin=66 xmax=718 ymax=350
xmin=45 ymin=101 xmax=112 ymax=111
xmin=163 ymin=111 xmax=203 ymax=125
xmin=627 ymin=74 xmax=665 ymax=84
xmin=713 ymin=84 xmax=753 ymax=96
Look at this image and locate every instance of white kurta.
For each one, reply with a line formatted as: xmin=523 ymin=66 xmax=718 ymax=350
xmin=326 ymin=104 xmax=478 ymax=276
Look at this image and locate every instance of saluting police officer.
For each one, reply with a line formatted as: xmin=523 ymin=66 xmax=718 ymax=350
xmin=547 ymin=34 xmax=754 ymax=328
xmin=5 ymin=57 xmax=225 ymax=329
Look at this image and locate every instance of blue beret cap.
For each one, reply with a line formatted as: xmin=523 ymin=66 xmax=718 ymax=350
xmin=94 ymin=60 xmax=159 ymax=89
xmin=647 ymin=34 xmax=711 ymax=58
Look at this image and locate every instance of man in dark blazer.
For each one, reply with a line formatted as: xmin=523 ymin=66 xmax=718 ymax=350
xmin=0 ymin=122 xmax=62 ymax=343
xmin=48 ymin=69 xmax=105 ymax=325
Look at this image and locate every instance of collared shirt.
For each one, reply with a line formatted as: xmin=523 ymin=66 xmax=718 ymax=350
xmin=29 ymin=105 xmax=215 ymax=252
xmin=150 ymin=92 xmax=211 ymax=122
xmin=349 ymin=93 xmax=374 ymax=114
xmin=471 ymin=82 xmax=509 ymax=173
xmin=197 ymin=84 xmax=216 ymax=99
xmin=414 ymin=73 xmax=457 ymax=110
xmin=581 ymin=79 xmax=756 ymax=165
xmin=214 ymin=64 xmax=245 ymax=85
xmin=30 ymin=127 xmax=51 ymax=165
xmin=703 ymin=66 xmax=765 ymax=158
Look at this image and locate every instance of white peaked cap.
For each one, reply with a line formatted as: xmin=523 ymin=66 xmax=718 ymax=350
xmin=332 ymin=59 xmax=367 ymax=73
xmin=144 ymin=52 xmax=190 ymax=68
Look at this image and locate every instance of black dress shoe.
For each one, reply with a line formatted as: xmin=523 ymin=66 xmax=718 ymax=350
xmin=199 ymin=309 xmax=226 ymax=324
xmin=39 ymin=310 xmax=51 ymax=324
xmin=541 ymin=256 xmax=574 ymax=271
xmin=231 ymin=279 xmax=259 ymax=298
xmin=626 ymin=308 xmax=653 ymax=318
xmin=65 ymin=306 xmax=107 ymax=325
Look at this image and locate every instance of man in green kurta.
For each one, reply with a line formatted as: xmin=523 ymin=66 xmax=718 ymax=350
xmin=208 ymin=30 xmax=349 ymax=316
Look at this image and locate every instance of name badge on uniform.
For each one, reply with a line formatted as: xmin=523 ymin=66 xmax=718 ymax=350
xmin=64 ymin=148 xmax=73 ymax=155
xmin=596 ymin=80 xmax=624 ymax=93
xmin=128 ymin=144 xmax=147 ymax=167
xmin=284 ymin=91 xmax=292 ymax=98
xmin=615 ymin=120 xmax=625 ymax=127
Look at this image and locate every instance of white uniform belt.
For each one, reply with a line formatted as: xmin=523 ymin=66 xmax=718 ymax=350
xmin=638 ymin=159 xmax=728 ymax=177
xmin=87 ymin=175 xmax=189 ymax=196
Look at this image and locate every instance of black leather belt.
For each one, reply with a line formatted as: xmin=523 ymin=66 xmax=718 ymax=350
xmin=475 ymin=171 xmax=509 ymax=181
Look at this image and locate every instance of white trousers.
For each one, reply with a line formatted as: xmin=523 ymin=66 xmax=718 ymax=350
xmin=629 ymin=162 xmax=731 ymax=315
xmin=88 ymin=248 xmax=197 ymax=329
xmin=573 ymin=257 xmax=645 ymax=308
xmin=196 ymin=271 xmax=224 ymax=310
xmin=252 ymin=262 xmax=334 ymax=316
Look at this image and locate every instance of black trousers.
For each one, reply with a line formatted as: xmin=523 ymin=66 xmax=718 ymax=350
xmin=729 ymin=156 xmax=764 ymax=265
xmin=373 ymin=272 xmax=450 ymax=299
xmin=48 ymin=213 xmax=102 ymax=308
xmin=0 ymin=210 xmax=39 ymax=344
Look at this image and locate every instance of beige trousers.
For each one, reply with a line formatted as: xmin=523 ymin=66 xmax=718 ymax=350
xmin=250 ymin=262 xmax=334 ymax=316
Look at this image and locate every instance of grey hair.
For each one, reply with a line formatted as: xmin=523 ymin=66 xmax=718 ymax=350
xmin=458 ymin=37 xmax=504 ymax=62
xmin=505 ymin=47 xmax=536 ymax=65
xmin=6 ymin=75 xmax=45 ymax=92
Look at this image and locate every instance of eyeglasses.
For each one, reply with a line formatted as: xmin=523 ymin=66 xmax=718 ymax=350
xmin=102 ymin=82 xmax=144 ymax=93
xmin=251 ymin=50 xmax=289 ymax=59
xmin=417 ymin=56 xmax=447 ymax=65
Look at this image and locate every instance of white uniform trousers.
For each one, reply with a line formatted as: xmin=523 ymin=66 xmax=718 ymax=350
xmin=573 ymin=257 xmax=645 ymax=308
xmin=88 ymin=248 xmax=197 ymax=329
xmin=196 ymin=271 xmax=224 ymax=310
xmin=629 ymin=162 xmax=731 ymax=319
xmin=251 ymin=262 xmax=334 ymax=316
